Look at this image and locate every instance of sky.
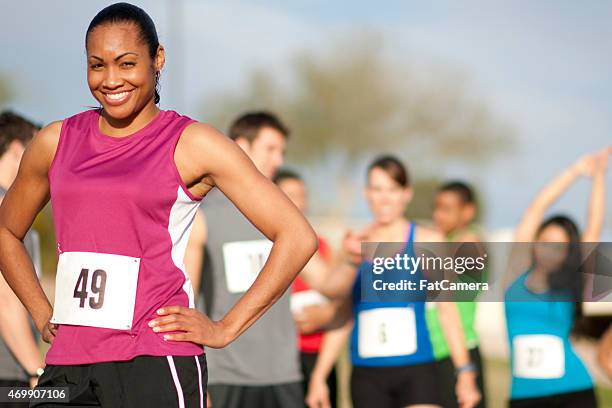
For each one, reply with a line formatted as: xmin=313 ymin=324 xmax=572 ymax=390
xmin=1 ymin=0 xmax=611 ymax=236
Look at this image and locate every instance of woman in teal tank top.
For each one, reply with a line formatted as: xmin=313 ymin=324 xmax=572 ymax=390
xmin=504 ymin=148 xmax=610 ymax=408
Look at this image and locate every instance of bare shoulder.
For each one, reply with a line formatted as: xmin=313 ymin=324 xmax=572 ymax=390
xmin=35 ymin=121 xmax=62 ymax=149
xmin=178 ymin=122 xmax=242 ymax=164
xmin=176 ymin=121 xmax=252 ymax=176
xmin=179 ymin=122 xmax=232 ymax=152
xmin=414 ymin=224 xmax=444 ymax=243
xmin=173 ymin=121 xmax=254 ymax=196
xmin=26 ymin=120 xmax=63 ymax=170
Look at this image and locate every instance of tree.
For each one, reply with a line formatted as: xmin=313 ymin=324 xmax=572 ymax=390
xmin=0 ymin=73 xmax=12 ymax=108
xmin=202 ymin=32 xmax=513 ymax=219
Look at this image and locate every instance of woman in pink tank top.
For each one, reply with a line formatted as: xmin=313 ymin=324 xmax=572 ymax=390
xmin=0 ymin=3 xmax=317 ymax=407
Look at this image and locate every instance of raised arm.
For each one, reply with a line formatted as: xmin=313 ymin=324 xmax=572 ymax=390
xmin=514 ymin=154 xmax=596 ymax=242
xmin=506 ymin=150 xmax=608 ymax=289
xmin=151 ymin=123 xmax=317 ymax=347
xmin=582 ymin=148 xmax=610 ymax=242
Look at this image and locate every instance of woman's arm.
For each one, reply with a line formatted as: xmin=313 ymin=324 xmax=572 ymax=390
xmin=437 ymin=302 xmax=481 ymax=408
xmin=151 ymin=123 xmax=317 ymax=347
xmin=300 ymin=227 xmax=374 ymax=299
xmin=504 ymin=153 xmax=600 ymax=290
xmin=0 ymin=273 xmax=44 ymax=383
xmin=299 ymin=254 xmax=357 ymax=300
xmin=306 ymin=301 xmax=353 ymax=408
xmin=0 ymin=122 xmax=61 ymax=342
xmin=418 ymin=226 xmax=480 ymax=407
xmin=514 ymin=154 xmax=596 ymax=242
xmin=582 ymin=148 xmax=610 ymax=242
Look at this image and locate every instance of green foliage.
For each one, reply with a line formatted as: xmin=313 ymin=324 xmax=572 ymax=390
xmin=0 ymin=73 xmax=12 ymax=108
xmin=406 ymin=177 xmax=444 ymax=222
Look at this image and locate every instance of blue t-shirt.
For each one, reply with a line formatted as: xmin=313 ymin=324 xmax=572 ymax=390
xmin=505 ymin=272 xmax=593 ymax=399
xmin=350 ymin=223 xmax=435 ymax=367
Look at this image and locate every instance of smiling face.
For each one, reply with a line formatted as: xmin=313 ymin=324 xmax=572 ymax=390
xmin=365 ymin=167 xmax=412 ymax=224
xmin=86 ymin=22 xmax=163 ymax=121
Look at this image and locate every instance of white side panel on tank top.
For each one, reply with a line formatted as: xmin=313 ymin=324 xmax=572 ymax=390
xmin=167 ymin=186 xmax=199 ymax=308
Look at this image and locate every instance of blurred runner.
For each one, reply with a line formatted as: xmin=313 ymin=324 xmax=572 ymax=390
xmin=274 ymin=169 xmax=339 ymax=408
xmin=196 ymin=113 xmax=308 ymax=408
xmin=504 ymin=148 xmax=610 ymax=408
xmin=427 ymin=181 xmax=486 ymax=408
xmin=0 ymin=111 xmax=45 ymax=407
xmin=301 ymin=155 xmax=481 ymax=408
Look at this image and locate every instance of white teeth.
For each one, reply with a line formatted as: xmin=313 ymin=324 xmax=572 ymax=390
xmin=106 ymin=91 xmax=129 ymax=100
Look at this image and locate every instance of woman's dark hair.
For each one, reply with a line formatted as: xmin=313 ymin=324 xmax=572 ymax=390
xmin=367 ymin=155 xmax=410 ymax=187
xmin=86 ymin=2 xmax=161 ymax=104
xmin=535 ymin=215 xmax=586 ymax=333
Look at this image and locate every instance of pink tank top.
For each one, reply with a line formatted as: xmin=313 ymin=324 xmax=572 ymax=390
xmin=46 ymin=109 xmax=203 ymax=365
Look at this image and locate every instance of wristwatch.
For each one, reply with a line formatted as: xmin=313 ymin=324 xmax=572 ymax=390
xmin=454 ymin=362 xmax=477 ymax=376
xmin=28 ymin=367 xmax=44 ymax=379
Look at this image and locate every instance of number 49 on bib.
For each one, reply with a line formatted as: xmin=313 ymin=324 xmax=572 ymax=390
xmin=51 ymin=251 xmax=140 ymax=330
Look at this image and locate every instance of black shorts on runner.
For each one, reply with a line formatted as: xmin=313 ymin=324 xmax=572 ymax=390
xmin=208 ymin=382 xmax=303 ymax=408
xmin=350 ymin=362 xmax=440 ymax=408
xmin=30 ymin=354 xmax=207 ymax=408
xmin=508 ymin=388 xmax=597 ymax=408
xmin=434 ymin=347 xmax=486 ymax=408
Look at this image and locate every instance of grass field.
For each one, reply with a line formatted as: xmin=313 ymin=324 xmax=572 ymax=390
xmin=483 ymin=358 xmax=612 ymax=408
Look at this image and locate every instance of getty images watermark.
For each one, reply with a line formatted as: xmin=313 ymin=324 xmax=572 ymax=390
xmin=370 ymin=251 xmax=488 ymax=292
xmin=358 ymin=242 xmax=612 ymax=303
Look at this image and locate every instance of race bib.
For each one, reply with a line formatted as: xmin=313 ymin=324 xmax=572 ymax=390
xmin=291 ymin=290 xmax=330 ymax=315
xmin=358 ymin=307 xmax=417 ymax=358
xmin=51 ymin=251 xmax=140 ymax=330
xmin=513 ymin=334 xmax=565 ymax=379
xmin=223 ymin=240 xmax=272 ymax=293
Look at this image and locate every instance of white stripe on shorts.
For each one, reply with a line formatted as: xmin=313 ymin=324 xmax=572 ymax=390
xmin=195 ymin=356 xmax=204 ymax=408
xmin=167 ymin=356 xmax=185 ymax=408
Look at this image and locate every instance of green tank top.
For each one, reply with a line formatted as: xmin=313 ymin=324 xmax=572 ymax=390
xmin=426 ymin=302 xmax=478 ymax=359
xmin=425 ymin=226 xmax=481 ymax=360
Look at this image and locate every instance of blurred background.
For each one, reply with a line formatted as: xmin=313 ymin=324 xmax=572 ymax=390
xmin=1 ymin=1 xmax=612 ymax=406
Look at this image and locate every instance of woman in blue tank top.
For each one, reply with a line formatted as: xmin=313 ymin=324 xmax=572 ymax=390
xmin=504 ymin=148 xmax=610 ymax=408
xmin=301 ymin=155 xmax=481 ymax=408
